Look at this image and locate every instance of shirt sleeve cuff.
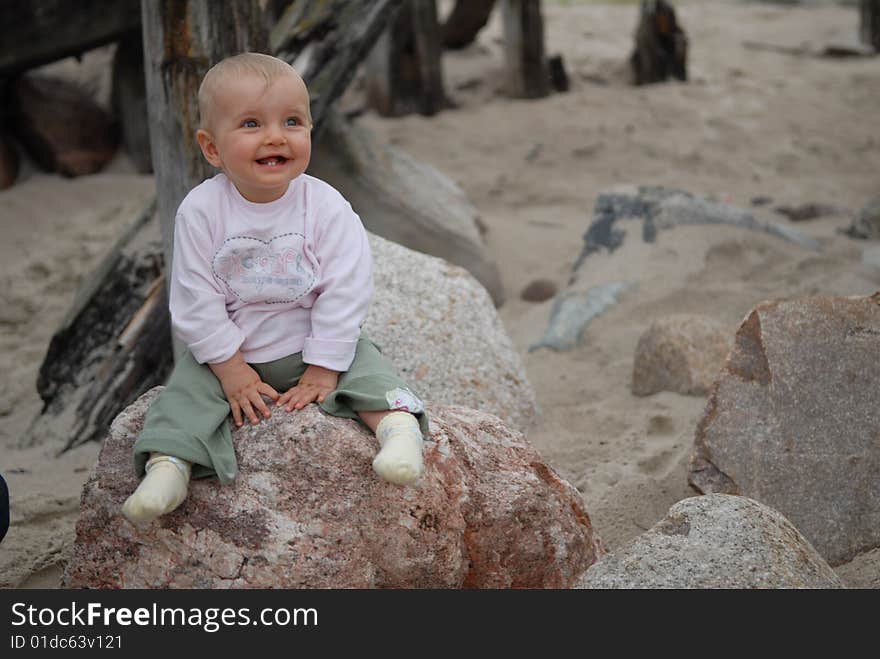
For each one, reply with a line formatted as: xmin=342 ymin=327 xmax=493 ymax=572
xmin=186 ymin=322 xmax=246 ymax=365
xmin=302 ymin=337 xmax=358 ymax=372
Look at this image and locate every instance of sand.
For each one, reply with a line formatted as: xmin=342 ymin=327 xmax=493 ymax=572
xmin=1 ymin=0 xmax=878 ymax=588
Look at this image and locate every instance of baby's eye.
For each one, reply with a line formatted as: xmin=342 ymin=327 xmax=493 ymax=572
xmin=242 ymin=119 xmax=258 ymax=128
xmin=285 ymin=117 xmax=299 ymax=127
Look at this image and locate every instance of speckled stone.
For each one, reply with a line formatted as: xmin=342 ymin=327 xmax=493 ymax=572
xmin=632 ymin=314 xmax=731 ymax=397
xmin=689 ymin=294 xmax=880 ymax=565
xmin=63 ymin=388 xmax=602 ymax=589
xmin=578 ymin=494 xmax=843 ymax=589
xmin=365 ymin=233 xmax=538 ymax=434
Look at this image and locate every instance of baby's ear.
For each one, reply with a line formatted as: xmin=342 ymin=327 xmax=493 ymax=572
xmin=196 ymin=129 xmax=222 ymax=167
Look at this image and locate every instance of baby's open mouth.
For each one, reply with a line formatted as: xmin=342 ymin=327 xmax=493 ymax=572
xmin=256 ymin=156 xmax=288 ymax=166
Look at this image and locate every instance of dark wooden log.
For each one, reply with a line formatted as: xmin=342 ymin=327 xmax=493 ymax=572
xmin=441 ymin=0 xmax=496 ymax=50
xmin=0 ymin=0 xmax=141 ymax=78
xmin=10 ymin=74 xmax=119 ymax=177
xmin=0 ymin=133 xmax=19 ymax=190
xmin=26 ymin=199 xmax=172 ymax=451
xmin=500 ymin=0 xmax=549 ymax=99
xmin=630 ymin=0 xmax=688 ymax=86
xmin=863 ymin=0 xmax=880 ymax=51
xmin=272 ymin=0 xmax=407 ymax=134
xmin=365 ymin=0 xmax=448 ymax=117
xmin=112 ymin=29 xmax=152 ymax=174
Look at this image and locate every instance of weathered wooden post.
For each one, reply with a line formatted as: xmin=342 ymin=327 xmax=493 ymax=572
xmin=442 ymin=0 xmax=496 ymax=50
xmin=142 ymin=0 xmax=268 ymax=299
xmin=862 ymin=0 xmax=880 ymax=51
xmin=500 ymin=0 xmax=549 ymax=99
xmin=630 ymin=0 xmax=687 ymax=85
xmin=365 ymin=0 xmax=446 ymax=116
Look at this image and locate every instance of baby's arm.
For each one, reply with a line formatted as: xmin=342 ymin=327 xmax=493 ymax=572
xmin=171 ymin=207 xmax=278 ymax=425
xmin=209 ymin=351 xmax=279 ymax=427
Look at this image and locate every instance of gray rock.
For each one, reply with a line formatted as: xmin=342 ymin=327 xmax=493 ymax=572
xmin=632 ymin=314 xmax=731 ymax=397
xmin=64 ymin=389 xmax=603 ymax=588
xmin=578 ymin=494 xmax=844 ymax=589
xmin=689 ymin=294 xmax=880 ymax=565
xmin=366 ymin=234 xmax=538 ymax=433
xmin=310 ymin=112 xmax=504 ymax=305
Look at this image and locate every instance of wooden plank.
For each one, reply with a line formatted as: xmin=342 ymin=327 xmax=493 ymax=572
xmin=500 ymin=0 xmax=549 ymax=99
xmin=441 ymin=0 xmax=496 ymax=50
xmin=0 ymin=0 xmax=141 ymax=77
xmin=364 ymin=0 xmax=445 ymax=116
xmin=863 ymin=0 xmax=880 ymax=51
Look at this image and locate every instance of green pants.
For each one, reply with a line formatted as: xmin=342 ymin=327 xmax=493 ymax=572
xmin=133 ymin=337 xmax=428 ymax=484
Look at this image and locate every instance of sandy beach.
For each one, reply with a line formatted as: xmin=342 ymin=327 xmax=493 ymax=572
xmin=1 ymin=0 xmax=879 ymax=588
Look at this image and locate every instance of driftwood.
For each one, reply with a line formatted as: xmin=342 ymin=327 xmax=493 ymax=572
xmin=112 ymin=30 xmax=152 ymax=174
xmin=308 ymin=111 xmax=504 ymax=305
xmin=273 ymin=0 xmax=408 ymax=128
xmin=500 ymin=0 xmax=549 ymax=99
xmin=0 ymin=133 xmax=18 ymax=190
xmin=27 ymin=199 xmax=171 ymax=451
xmin=0 ymin=0 xmax=141 ymax=78
xmin=442 ymin=0 xmax=496 ymax=50
xmin=630 ymin=0 xmax=687 ymax=86
xmin=365 ymin=0 xmax=446 ymax=116
xmin=862 ymin=0 xmax=880 ymax=51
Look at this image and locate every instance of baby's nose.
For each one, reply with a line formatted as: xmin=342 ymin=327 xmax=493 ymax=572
xmin=265 ymin=126 xmax=286 ymax=144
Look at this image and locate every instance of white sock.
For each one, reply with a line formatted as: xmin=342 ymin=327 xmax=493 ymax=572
xmin=372 ymin=412 xmax=424 ymax=486
xmin=122 ymin=453 xmax=191 ymax=524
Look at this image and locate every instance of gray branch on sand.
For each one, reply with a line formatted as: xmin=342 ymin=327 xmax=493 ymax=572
xmin=529 ymin=187 xmax=821 ymax=354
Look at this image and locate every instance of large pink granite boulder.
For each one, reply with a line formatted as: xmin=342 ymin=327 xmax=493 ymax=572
xmin=64 ymin=388 xmax=602 ymax=588
xmin=689 ymin=293 xmax=880 ymax=565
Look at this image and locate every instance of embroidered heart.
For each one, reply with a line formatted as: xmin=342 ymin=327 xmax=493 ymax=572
xmin=212 ymin=233 xmax=316 ymax=304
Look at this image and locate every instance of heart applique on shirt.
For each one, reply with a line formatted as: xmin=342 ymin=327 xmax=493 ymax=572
xmin=212 ymin=233 xmax=316 ymax=304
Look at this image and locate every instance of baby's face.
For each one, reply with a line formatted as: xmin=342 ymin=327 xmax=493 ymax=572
xmin=200 ymin=72 xmax=312 ymax=203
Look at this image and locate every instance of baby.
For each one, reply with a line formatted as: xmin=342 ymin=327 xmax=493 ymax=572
xmin=122 ymin=53 xmax=428 ymax=524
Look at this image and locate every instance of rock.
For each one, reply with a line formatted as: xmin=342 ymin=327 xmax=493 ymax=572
xmin=366 ymin=234 xmax=537 ymax=434
xmin=520 ymin=278 xmax=558 ymax=303
xmin=309 ymin=113 xmax=504 ymax=306
xmin=10 ymin=74 xmax=118 ymax=177
xmin=632 ymin=314 xmax=730 ymax=397
xmin=688 ymin=294 xmax=880 ymax=565
xmin=63 ymin=389 xmax=603 ymax=589
xmin=0 ymin=133 xmax=19 ymax=190
xmin=578 ymin=494 xmax=843 ymax=589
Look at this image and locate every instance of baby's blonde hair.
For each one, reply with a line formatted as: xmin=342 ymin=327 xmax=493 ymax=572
xmin=198 ymin=52 xmax=309 ymax=129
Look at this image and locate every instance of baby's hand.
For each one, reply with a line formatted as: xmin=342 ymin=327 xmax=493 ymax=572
xmin=209 ymin=354 xmax=279 ymax=427
xmin=278 ymin=364 xmax=339 ymax=411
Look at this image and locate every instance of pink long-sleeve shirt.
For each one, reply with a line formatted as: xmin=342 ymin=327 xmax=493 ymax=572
xmin=169 ymin=173 xmax=373 ymax=372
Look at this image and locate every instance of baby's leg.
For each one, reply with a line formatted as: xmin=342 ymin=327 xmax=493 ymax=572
xmin=359 ymin=410 xmax=424 ymax=486
xmin=122 ymin=453 xmax=191 ymax=524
